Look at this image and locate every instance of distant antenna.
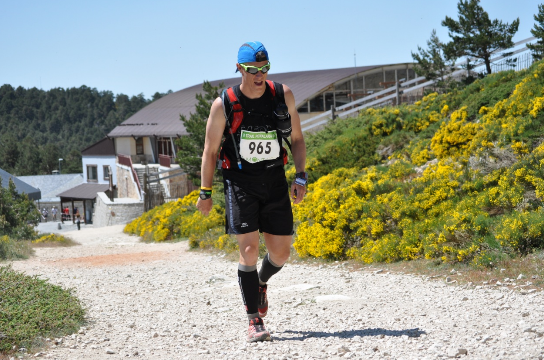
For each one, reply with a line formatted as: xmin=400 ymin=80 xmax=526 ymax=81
xmin=354 ymin=51 xmax=359 ymax=86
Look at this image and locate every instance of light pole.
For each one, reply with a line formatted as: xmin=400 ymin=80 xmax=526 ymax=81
xmin=59 ymin=158 xmax=63 ymax=174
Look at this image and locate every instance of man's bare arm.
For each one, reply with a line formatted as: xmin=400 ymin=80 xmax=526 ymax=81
xmin=196 ymin=97 xmax=226 ymax=215
xmin=283 ymin=85 xmax=307 ymax=204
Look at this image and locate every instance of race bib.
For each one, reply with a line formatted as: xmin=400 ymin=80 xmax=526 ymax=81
xmin=239 ymin=130 xmax=280 ymax=163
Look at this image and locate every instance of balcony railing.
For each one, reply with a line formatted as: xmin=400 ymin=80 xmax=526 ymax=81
xmin=159 ymin=154 xmax=172 ymax=168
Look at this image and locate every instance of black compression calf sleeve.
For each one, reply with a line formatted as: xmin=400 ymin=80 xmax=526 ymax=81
xmin=237 ymin=264 xmax=260 ymax=318
xmin=259 ymin=253 xmax=283 ymax=284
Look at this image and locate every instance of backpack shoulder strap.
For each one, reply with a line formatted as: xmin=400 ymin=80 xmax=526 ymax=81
xmin=265 ymin=80 xmax=285 ymax=103
xmin=221 ymin=86 xmax=244 ymax=134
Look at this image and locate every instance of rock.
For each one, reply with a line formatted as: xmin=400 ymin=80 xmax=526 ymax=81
xmin=374 ymin=269 xmax=384 ymax=274
xmin=278 ymin=284 xmax=320 ymax=292
xmin=447 ymin=347 xmax=468 ymax=357
xmin=315 ymin=295 xmax=351 ymax=302
xmin=208 ymin=274 xmax=227 ymax=282
xmin=105 ymin=349 xmax=115 ymax=354
xmin=461 ymin=297 xmax=469 ymax=301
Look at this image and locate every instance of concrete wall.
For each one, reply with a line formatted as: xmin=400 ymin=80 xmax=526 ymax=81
xmin=115 ymin=137 xmax=154 ymax=164
xmin=116 ymin=164 xmax=141 ymax=200
xmin=93 ymin=192 xmax=144 ymax=227
xmin=116 ymin=137 xmax=133 ymax=157
xmin=82 ymin=155 xmax=117 ymax=184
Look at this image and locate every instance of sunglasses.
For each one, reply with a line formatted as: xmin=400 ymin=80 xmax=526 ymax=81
xmin=240 ymin=62 xmax=271 ymax=75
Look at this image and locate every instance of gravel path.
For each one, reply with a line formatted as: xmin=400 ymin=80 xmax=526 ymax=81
xmin=8 ymin=225 xmax=544 ymax=359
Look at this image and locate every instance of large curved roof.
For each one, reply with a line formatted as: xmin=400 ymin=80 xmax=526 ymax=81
xmin=108 ymin=65 xmax=386 ymax=138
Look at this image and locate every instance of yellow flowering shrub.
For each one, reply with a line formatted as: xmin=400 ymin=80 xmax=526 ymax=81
xmin=32 ymin=233 xmax=71 ymax=244
xmin=126 ymin=61 xmax=544 ymax=267
xmin=293 ymin=61 xmax=544 ymax=267
xmin=124 ymin=189 xmax=225 ymax=243
xmin=431 ymin=107 xmax=479 ymax=159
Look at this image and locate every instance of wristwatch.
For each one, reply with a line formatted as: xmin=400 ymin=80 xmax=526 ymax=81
xmin=199 ymin=189 xmax=212 ymax=200
xmin=294 ymin=172 xmax=308 ymax=187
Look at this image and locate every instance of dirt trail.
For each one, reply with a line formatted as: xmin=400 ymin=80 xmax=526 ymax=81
xmin=8 ymin=225 xmax=544 ymax=359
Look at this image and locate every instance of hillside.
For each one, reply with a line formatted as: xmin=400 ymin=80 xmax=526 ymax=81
xmin=0 ymin=85 xmax=170 ymax=175
xmin=126 ymin=60 xmax=544 ymax=268
xmin=290 ymin=60 xmax=544 ymax=266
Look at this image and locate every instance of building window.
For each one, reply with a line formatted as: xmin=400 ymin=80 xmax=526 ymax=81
xmin=158 ymin=137 xmax=174 ymax=158
xmin=87 ymin=165 xmax=97 ymax=182
xmin=136 ymin=137 xmax=144 ymax=155
xmin=309 ymin=94 xmax=324 ymax=112
xmin=103 ymin=165 xmax=110 ymax=180
xmin=297 ymin=101 xmax=308 ymax=113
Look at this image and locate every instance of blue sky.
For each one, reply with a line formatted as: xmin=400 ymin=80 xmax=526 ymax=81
xmin=0 ymin=0 xmax=540 ymax=98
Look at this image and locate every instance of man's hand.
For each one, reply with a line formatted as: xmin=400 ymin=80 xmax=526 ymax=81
xmin=290 ymin=182 xmax=306 ymax=204
xmin=196 ymin=198 xmax=213 ymax=216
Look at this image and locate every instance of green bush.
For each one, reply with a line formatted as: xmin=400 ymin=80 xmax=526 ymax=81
xmin=0 ymin=266 xmax=85 ymax=354
xmin=0 ymin=236 xmax=32 ymax=260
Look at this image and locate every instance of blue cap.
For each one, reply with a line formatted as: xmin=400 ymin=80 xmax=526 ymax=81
xmin=237 ymin=41 xmax=269 ymax=64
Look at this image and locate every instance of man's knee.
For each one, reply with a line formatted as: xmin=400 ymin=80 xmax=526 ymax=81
xmin=269 ymin=248 xmax=290 ymax=266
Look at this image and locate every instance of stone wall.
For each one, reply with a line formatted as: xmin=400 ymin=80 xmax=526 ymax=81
xmin=93 ymin=192 xmax=144 ymax=227
xmin=117 ymin=164 xmax=141 ymax=199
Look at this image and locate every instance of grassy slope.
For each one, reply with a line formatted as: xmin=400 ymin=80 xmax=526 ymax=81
xmin=291 ymin=61 xmax=544 ymax=267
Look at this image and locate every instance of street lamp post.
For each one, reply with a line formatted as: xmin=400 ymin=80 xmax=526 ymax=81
xmin=59 ymin=158 xmax=63 ymax=174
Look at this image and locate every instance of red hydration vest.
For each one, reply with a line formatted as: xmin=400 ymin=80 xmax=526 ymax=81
xmin=219 ymin=80 xmax=288 ymax=170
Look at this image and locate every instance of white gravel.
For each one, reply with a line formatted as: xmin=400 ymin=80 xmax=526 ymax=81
xmin=8 ymin=224 xmax=544 ymax=359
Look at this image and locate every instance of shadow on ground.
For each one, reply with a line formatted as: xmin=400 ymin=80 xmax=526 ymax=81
xmin=274 ymin=328 xmax=426 ymax=341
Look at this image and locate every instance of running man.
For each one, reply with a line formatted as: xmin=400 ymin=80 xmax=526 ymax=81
xmin=196 ymin=41 xmax=307 ymax=342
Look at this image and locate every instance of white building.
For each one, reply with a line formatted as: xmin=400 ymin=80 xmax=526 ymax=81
xmin=81 ymin=137 xmax=117 ymax=185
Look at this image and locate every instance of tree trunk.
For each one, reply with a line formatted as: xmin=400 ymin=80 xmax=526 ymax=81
xmin=485 ymin=56 xmax=492 ymax=75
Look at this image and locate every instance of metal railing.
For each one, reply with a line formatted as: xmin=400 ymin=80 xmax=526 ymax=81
xmin=300 ymin=36 xmax=537 ymax=133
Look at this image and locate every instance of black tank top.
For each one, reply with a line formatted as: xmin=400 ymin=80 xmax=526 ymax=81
xmin=221 ymin=83 xmax=286 ymax=183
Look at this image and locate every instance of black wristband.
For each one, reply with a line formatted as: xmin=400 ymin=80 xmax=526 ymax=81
xmin=199 ymin=189 xmax=212 ymax=200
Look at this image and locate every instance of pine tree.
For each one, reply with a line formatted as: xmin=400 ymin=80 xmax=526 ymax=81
xmin=527 ymin=4 xmax=544 ymax=60
xmin=0 ymin=135 xmax=19 ymax=173
xmin=40 ymin=144 xmax=61 ymax=174
xmin=175 ymin=81 xmax=224 ymax=186
xmin=442 ymin=0 xmax=519 ymax=75
xmin=412 ymin=29 xmax=456 ymax=89
xmin=15 ymin=137 xmax=42 ymax=176
xmin=63 ymin=150 xmax=83 ymax=174
xmin=0 ymin=177 xmax=40 ymax=239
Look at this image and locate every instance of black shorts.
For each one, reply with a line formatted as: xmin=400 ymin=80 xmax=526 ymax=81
xmin=223 ymin=178 xmax=294 ymax=236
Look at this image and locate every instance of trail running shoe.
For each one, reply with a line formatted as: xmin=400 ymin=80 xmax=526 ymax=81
xmin=258 ymin=284 xmax=268 ymax=317
xmin=247 ymin=317 xmax=271 ymax=342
